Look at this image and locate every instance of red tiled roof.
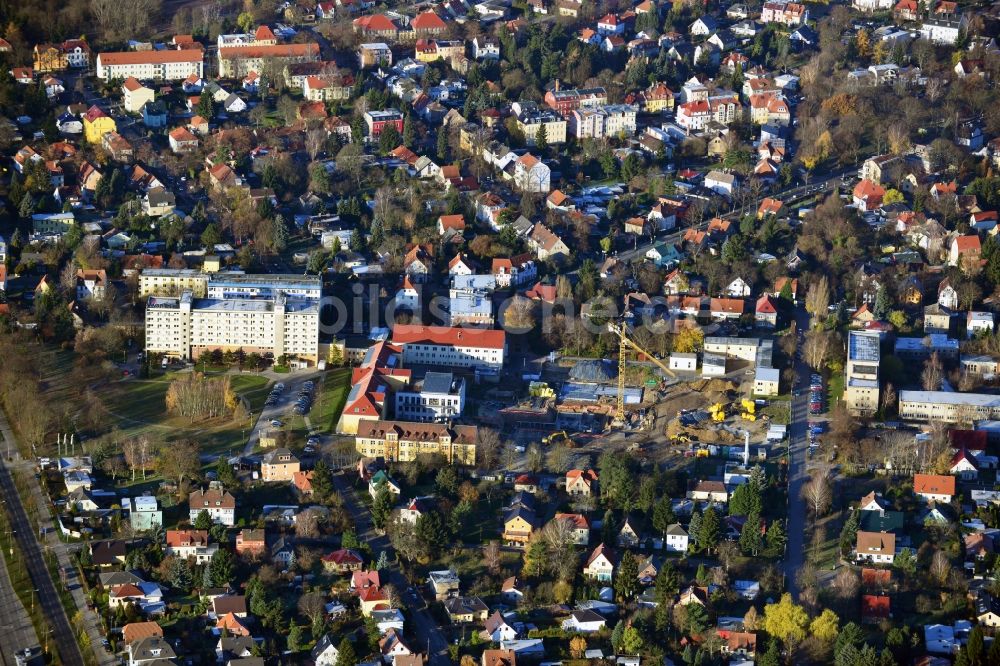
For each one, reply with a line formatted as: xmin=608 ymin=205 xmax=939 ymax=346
xmin=412 ymin=10 xmax=448 ymax=29
xmin=392 ymin=324 xmax=506 ymax=350
xmin=913 ymin=473 xmax=955 ymax=496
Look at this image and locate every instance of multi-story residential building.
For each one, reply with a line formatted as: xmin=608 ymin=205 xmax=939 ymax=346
xmin=144 ymin=291 xmax=320 ymax=364
xmin=127 ymin=496 xmax=162 ymax=531
xmin=359 ymin=42 xmax=393 ymax=68
xmin=206 ymin=273 xmax=322 ymax=301
xmin=122 ymin=77 xmax=155 ymax=113
xmin=760 ymin=1 xmax=808 ymax=25
xmin=218 ymin=42 xmax=320 ymax=77
xmin=76 ymin=269 xmax=108 ymax=300
xmin=708 ymin=94 xmax=741 ymax=124
xmin=703 ymin=336 xmax=763 ymax=363
xmin=543 ymin=85 xmax=608 ymax=115
xmin=676 ymin=99 xmax=711 ymax=131
xmin=921 ymin=12 xmax=968 ymax=44
xmin=353 ymin=420 xmax=478 ymax=464
xmin=364 ymin=109 xmax=405 ymax=138
xmin=188 ymin=488 xmax=236 ymax=526
xmin=392 ymin=324 xmax=506 ymax=370
xmin=639 ymin=82 xmax=674 ymax=113
xmin=394 ymin=372 xmax=466 ymax=422
xmin=513 ymin=153 xmax=551 ymax=193
xmin=449 ymin=274 xmax=496 ymax=326
xmin=844 ymin=330 xmax=881 ymax=417
xmin=217 ymin=25 xmax=278 ymax=48
xmin=139 ymin=268 xmax=208 ymax=297
xmin=899 ymin=390 xmax=1000 ymax=422
xmin=414 ymin=39 xmax=464 ymax=63
xmin=261 ymin=448 xmax=301 ymax=482
xmin=32 ymin=212 xmax=76 ymax=237
xmin=96 ymin=50 xmax=204 ymax=81
xmin=569 ymin=104 xmax=637 ymax=139
xmin=492 ymin=254 xmax=537 ymax=288
xmin=511 ymin=101 xmax=567 ymax=145
xmin=83 ymin=105 xmax=116 ymax=144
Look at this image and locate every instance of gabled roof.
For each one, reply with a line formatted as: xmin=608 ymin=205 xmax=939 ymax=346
xmin=412 ymin=10 xmax=448 ymax=29
xmin=586 ymin=543 xmax=615 ymax=567
xmin=913 ymin=473 xmax=956 ymax=497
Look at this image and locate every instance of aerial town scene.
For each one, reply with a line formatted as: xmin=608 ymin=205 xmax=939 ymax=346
xmin=5 ymin=0 xmax=1000 ymax=663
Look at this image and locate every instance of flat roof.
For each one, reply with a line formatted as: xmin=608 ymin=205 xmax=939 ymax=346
xmin=705 ymin=336 xmax=760 ymax=346
xmin=142 ymin=268 xmax=204 ymax=277
xmin=208 ymin=273 xmax=321 ymax=288
xmin=901 ymin=390 xmax=1000 ymax=407
xmin=848 ymin=330 xmax=880 ymax=362
xmin=755 ymin=367 xmax=780 ymax=381
xmin=421 ymin=371 xmax=455 ymax=394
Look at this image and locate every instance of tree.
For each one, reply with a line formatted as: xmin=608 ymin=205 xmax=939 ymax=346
xmin=437 ymin=126 xmax=449 ymax=161
xmin=921 ymin=351 xmax=943 ymax=391
xmin=652 ymin=497 xmax=676 ymax=537
xmin=765 ymin=520 xmax=786 ymax=556
xmin=371 ymin=483 xmax=393 ymax=531
xmin=763 ymin=593 xmax=809 ymax=643
xmin=436 ymin=466 xmax=460 ymax=496
xmin=699 ymin=506 xmax=721 ymax=554
xmin=739 ymin=512 xmax=763 ymax=556
xmin=197 ymin=93 xmax=214 ymax=120
xmin=688 ymin=511 xmax=703 ymax=550
xmin=622 ymin=626 xmax=643 ymax=654
xmin=569 ymin=635 xmax=587 ymax=658
xmin=801 ymin=473 xmax=832 ymax=516
xmin=237 ymin=11 xmax=255 ymax=32
xmin=674 ymin=327 xmax=704 ymax=353
xmin=729 ymin=483 xmax=761 ymax=516
xmin=194 ymin=510 xmax=213 ymax=530
xmin=811 ymin=609 xmax=840 ymax=643
xmin=894 ymin=547 xmax=916 ymax=576
xmin=535 ymin=122 xmax=548 ymax=151
xmin=311 ymin=459 xmax=333 ymax=501
xmin=805 ymin=275 xmax=830 ymax=320
xmin=286 ymin=624 xmax=304 ymax=652
xmin=298 ymin=591 xmax=327 ymax=637
xmin=839 ymin=509 xmax=860 ymax=556
xmin=415 ymin=511 xmax=448 ymax=557
xmin=615 ymin=553 xmax=639 ymax=601
xmin=208 ymin=548 xmax=235 ymax=587
xmin=157 ymin=439 xmax=201 ymax=488
xmin=167 ymin=557 xmax=192 ymax=592
xmin=611 ymin=620 xmax=625 ymax=652
xmin=873 ymin=285 xmax=891 ymax=320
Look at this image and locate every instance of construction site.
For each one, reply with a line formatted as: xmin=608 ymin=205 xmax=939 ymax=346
xmin=478 ymin=325 xmax=787 ymax=461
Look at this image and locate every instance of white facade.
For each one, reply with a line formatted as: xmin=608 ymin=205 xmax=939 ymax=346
xmin=96 ymin=51 xmax=204 ymax=81
xmin=570 ymin=104 xmax=638 ymax=139
xmin=394 ymin=372 xmax=466 ymax=422
xmin=145 ymin=291 xmax=320 ymax=363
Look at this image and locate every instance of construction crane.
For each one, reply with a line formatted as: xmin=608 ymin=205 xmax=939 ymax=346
xmin=608 ymin=321 xmax=676 ymax=425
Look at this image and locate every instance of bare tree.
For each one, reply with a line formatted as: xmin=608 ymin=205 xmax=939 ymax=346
xmin=502 ymin=295 xmax=538 ymax=331
xmin=921 ymin=351 xmax=943 ymax=391
xmin=805 ymin=275 xmax=830 ymax=321
xmin=801 ymin=472 xmax=832 ymax=516
xmin=546 ymin=444 xmax=573 ymax=474
xmin=297 ymin=591 xmax=327 ymax=630
xmin=717 ymin=541 xmax=739 ymax=572
xmin=476 ymin=428 xmax=502 ymax=469
xmin=803 ymin=330 xmax=832 ymax=371
xmin=305 ymin=128 xmax=327 ymax=161
xmin=831 ymin=567 xmax=860 ymax=600
xmin=930 ymin=550 xmax=951 ymax=586
xmin=526 ymin=444 xmax=543 ymax=472
xmin=483 ymin=541 xmax=501 ymax=574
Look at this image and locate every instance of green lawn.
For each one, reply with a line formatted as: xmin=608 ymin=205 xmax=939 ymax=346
xmin=311 ymin=368 xmax=352 ymax=434
xmin=827 ymin=372 xmax=845 ymax=407
xmin=102 ymin=372 xmax=272 ymax=459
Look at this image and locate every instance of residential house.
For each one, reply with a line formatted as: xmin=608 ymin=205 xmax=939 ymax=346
xmin=445 ymin=596 xmax=490 ymax=623
xmin=856 ymin=530 xmax=896 ymax=564
xmin=165 ymin=529 xmax=217 ymax=564
xmin=483 ymin=611 xmax=518 ymax=642
xmin=189 ymin=487 xmax=236 ymax=526
xmin=950 ymin=234 xmax=982 ymax=266
xmin=583 ymin=543 xmax=615 ymax=582
xmin=913 ymin=473 xmax=956 ymax=503
xmin=235 ymin=529 xmax=266 ymax=557
xmin=565 ymin=469 xmax=598 ymax=496
xmin=562 ymin=609 xmax=607 ymax=633
xmin=322 ymin=548 xmax=364 ymax=573
xmin=261 ymin=448 xmax=300 ymax=482
xmin=664 ymin=523 xmax=690 ymax=552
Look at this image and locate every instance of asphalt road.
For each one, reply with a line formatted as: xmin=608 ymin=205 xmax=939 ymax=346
xmin=784 ymin=304 xmax=813 ymax=600
xmin=0 ymin=541 xmax=40 ymax=666
xmin=0 ymin=458 xmax=84 ymax=666
xmin=331 ymin=472 xmax=451 ymax=666
xmin=242 ymin=371 xmax=321 ymax=457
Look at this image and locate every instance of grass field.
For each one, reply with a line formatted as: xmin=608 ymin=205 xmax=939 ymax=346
xmin=311 ymin=368 xmax=352 ymax=434
xmin=102 ymin=372 xmax=272 ymax=461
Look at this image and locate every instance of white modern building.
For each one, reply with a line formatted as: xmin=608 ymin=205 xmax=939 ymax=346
xmin=844 ymin=330 xmax=880 ymax=417
xmin=145 ymin=291 xmax=320 ymax=364
xmin=96 ymin=50 xmax=204 ymax=81
xmin=392 ymin=324 xmax=506 ymax=372
xmin=569 ymin=104 xmax=638 ymax=139
xmin=394 ymin=372 xmax=466 ymax=422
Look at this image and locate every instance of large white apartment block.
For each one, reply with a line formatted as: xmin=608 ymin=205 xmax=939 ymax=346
xmin=96 ymin=50 xmax=204 ymax=81
xmin=145 ymin=291 xmax=320 ymax=364
xmin=392 ymin=324 xmax=506 ymax=372
xmin=394 ymin=372 xmax=467 ymax=422
xmin=899 ymin=390 xmax=1000 ymax=423
xmin=844 ymin=331 xmax=880 ymax=417
xmin=206 ymin=273 xmax=322 ymax=301
xmin=570 ymin=104 xmax=638 ymax=139
xmin=218 ymin=43 xmax=320 ymax=78
xmin=140 ymin=270 xmax=323 ymax=301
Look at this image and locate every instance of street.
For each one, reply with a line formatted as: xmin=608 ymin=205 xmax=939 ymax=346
xmin=330 ymin=472 xmax=450 ymax=666
xmin=0 ymin=537 xmax=40 ymax=666
xmin=783 ymin=304 xmax=813 ymax=600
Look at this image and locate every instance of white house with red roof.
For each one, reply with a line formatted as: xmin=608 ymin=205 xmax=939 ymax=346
xmin=395 ymin=276 xmax=420 ymax=313
xmin=492 ymin=254 xmax=537 ymax=288
xmin=513 ymin=153 xmax=550 ymax=192
xmin=755 ymin=294 xmax=779 ymax=328
xmin=853 ymin=179 xmax=885 ymax=211
xmin=950 ymin=449 xmax=979 ymax=480
xmin=950 ymin=234 xmax=982 ymax=266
